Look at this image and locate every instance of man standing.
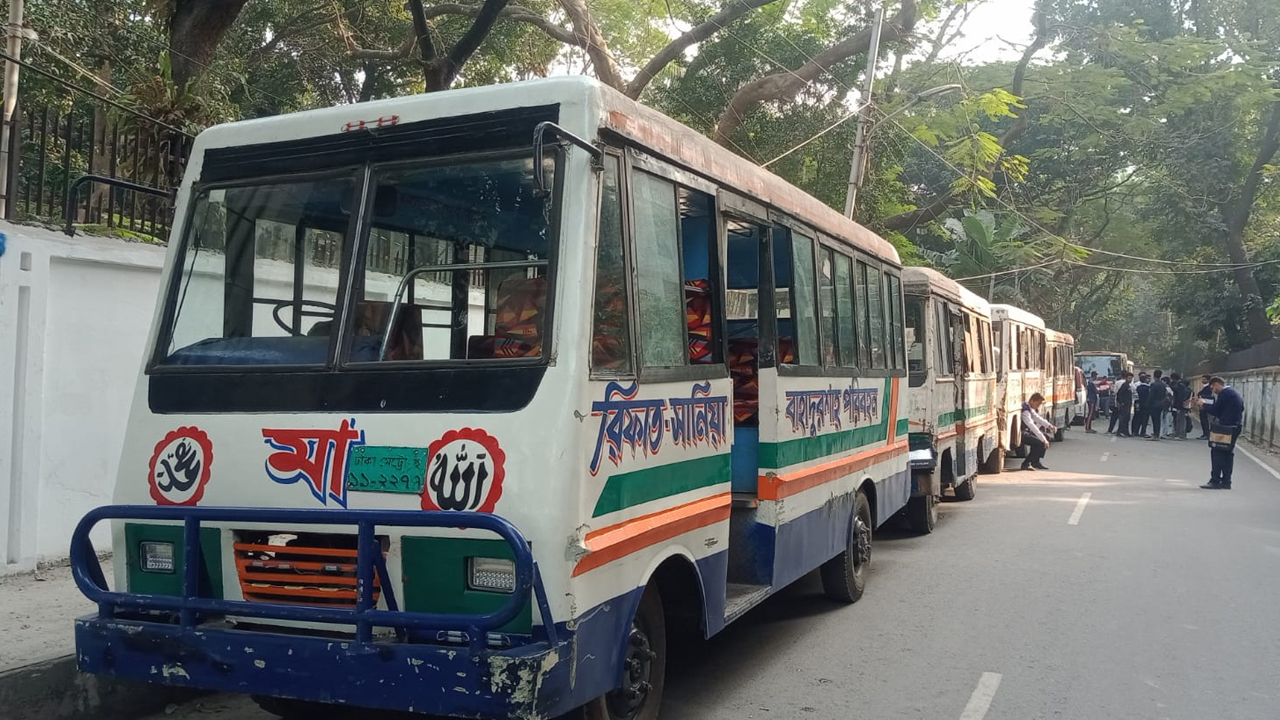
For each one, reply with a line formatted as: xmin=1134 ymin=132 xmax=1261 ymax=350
xmin=1198 ymin=377 xmax=1244 ymax=489
xmin=1197 ymin=375 xmax=1214 ymax=440
xmin=1085 ymin=371 xmax=1099 ymax=434
xmin=1171 ymin=373 xmax=1192 ymax=440
xmin=1109 ymin=372 xmax=1134 ymax=437
xmin=1147 ymin=370 xmax=1171 ymax=441
xmin=1132 ymin=373 xmax=1151 ymax=437
xmin=1020 ymin=393 xmax=1057 ymax=471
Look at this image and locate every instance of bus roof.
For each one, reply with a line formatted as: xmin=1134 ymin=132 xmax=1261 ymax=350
xmin=1046 ymin=329 xmax=1075 ymax=345
xmin=902 ymin=267 xmax=991 ymax=316
xmin=1076 ymin=350 xmax=1128 ymax=357
xmin=990 ymin=304 xmax=1046 ymax=329
xmin=188 ymin=76 xmax=901 ymax=267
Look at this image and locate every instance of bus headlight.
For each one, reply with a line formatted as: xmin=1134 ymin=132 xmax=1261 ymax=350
xmin=467 ymin=557 xmax=516 ymax=593
xmin=139 ymin=541 xmax=176 ymax=574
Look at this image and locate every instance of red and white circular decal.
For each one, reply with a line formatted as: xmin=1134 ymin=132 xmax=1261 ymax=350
xmin=421 ymin=428 xmax=506 ymax=513
xmin=148 ymin=427 xmax=213 ymax=506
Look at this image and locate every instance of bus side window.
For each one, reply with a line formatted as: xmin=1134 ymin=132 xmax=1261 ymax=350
xmin=773 ymin=226 xmax=819 ymax=366
xmin=934 ymin=300 xmax=953 ymax=376
xmin=591 ymin=155 xmax=631 ymax=373
xmin=679 ymin=187 xmax=719 ymax=365
xmin=818 ymin=247 xmax=838 ymax=367
xmin=885 ymin=272 xmax=905 ymax=371
xmin=905 ymin=295 xmax=927 ymax=387
xmin=854 ymin=261 xmax=872 ymax=367
xmin=834 ymin=253 xmax=857 ymax=367
xmin=631 ymin=171 xmax=688 ymax=368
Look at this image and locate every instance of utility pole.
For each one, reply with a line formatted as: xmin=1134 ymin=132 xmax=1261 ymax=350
xmin=844 ymin=4 xmax=884 ymax=219
xmin=0 ymin=0 xmax=29 ymax=208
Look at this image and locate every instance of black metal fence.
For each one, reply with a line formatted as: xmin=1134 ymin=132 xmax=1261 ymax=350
xmin=4 ymin=99 xmax=191 ymax=242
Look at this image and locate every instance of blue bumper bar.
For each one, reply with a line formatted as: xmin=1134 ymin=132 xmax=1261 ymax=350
xmin=70 ymin=505 xmax=578 ymax=718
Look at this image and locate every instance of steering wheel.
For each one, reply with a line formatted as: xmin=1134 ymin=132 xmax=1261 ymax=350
xmin=272 ymin=299 xmax=337 ymax=335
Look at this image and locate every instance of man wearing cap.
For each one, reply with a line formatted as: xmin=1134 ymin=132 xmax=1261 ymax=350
xmin=1198 ymin=377 xmax=1244 ymax=489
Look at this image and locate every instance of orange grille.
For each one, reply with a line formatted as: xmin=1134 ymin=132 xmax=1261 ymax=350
xmin=233 ymin=536 xmax=384 ymax=608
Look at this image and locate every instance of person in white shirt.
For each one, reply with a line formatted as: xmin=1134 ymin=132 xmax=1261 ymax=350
xmin=1019 ymin=392 xmax=1058 ymax=471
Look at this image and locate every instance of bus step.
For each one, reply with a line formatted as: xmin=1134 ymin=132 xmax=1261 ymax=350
xmin=724 ymin=583 xmax=771 ymax=624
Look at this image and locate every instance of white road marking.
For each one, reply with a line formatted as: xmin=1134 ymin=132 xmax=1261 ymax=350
xmin=1067 ymin=492 xmax=1092 ymax=526
xmin=1100 ymin=452 xmax=1110 ymax=463
xmin=1238 ymin=445 xmax=1280 ymax=482
xmin=959 ymin=672 xmax=1003 ymax=720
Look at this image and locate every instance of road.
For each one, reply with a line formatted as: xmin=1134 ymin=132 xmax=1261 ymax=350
xmin=143 ymin=433 xmax=1280 ymax=720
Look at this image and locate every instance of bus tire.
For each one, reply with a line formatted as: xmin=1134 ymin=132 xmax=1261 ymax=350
xmin=820 ymin=490 xmax=871 ymax=603
xmin=953 ymin=476 xmax=976 ymax=502
xmin=980 ymin=446 xmax=1003 ymax=475
xmin=251 ymin=696 xmax=345 ymax=719
xmin=1053 ymin=426 xmax=1065 ymax=442
xmin=583 ymin=585 xmax=667 ymax=720
xmin=906 ymin=493 xmax=937 ymax=534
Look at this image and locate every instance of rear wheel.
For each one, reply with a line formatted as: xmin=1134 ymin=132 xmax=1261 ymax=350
xmin=953 ymin=475 xmax=976 ymax=502
xmin=820 ymin=490 xmax=871 ymax=603
xmin=583 ymin=586 xmax=667 ymax=720
xmin=1053 ymin=426 xmax=1065 ymax=442
xmin=906 ymin=493 xmax=937 ymax=534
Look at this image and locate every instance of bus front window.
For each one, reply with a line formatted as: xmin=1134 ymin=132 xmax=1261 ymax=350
xmin=158 ymin=175 xmax=357 ymax=367
xmin=906 ymin=296 xmax=927 ymax=387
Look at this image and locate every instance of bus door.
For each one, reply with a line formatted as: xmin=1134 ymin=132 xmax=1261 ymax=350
xmin=948 ymin=304 xmax=969 ymax=477
xmin=720 ymin=191 xmax=776 ymax=590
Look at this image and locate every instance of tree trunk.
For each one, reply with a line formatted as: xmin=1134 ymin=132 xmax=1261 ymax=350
xmin=1220 ymin=101 xmax=1280 ymax=345
xmin=555 ymin=0 xmax=624 ymax=91
xmin=168 ymin=0 xmax=251 ymax=92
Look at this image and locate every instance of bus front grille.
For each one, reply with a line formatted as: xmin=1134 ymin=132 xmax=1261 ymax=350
xmin=232 ymin=531 xmax=386 ymax=608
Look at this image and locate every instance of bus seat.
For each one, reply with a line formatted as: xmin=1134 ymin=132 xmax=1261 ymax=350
xmin=728 ymin=336 xmax=795 ymax=425
xmin=686 ymin=279 xmax=714 ymax=364
xmin=470 ymin=276 xmax=546 ymax=359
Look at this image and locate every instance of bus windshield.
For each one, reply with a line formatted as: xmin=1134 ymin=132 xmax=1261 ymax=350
xmin=1077 ymin=354 xmax=1122 ymax=379
xmin=156 ymin=153 xmax=556 ymax=368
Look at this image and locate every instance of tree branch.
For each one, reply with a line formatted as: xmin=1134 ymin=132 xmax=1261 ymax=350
xmin=714 ymin=0 xmax=919 ymax=148
xmin=420 ymin=3 xmax=581 ymax=45
xmin=408 ymin=0 xmax=440 ymax=62
xmin=625 ymin=0 xmax=780 ymax=99
xmin=446 ymin=0 xmax=513 ymax=70
xmin=555 ymin=0 xmax=624 ymax=90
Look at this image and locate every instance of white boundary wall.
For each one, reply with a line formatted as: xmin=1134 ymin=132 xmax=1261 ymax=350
xmin=0 ymin=222 xmax=166 ymax=574
xmin=1220 ymin=367 xmax=1280 ymax=452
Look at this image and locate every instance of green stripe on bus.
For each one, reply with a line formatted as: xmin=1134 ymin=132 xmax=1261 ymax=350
xmin=758 ymin=388 xmax=894 ymax=469
xmin=938 ymin=403 xmax=992 ymax=427
xmin=592 ymin=454 xmax=731 ymax=517
xmin=896 ymin=418 xmax=909 ymax=437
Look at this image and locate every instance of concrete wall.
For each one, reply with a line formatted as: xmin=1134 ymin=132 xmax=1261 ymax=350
xmin=1220 ymin=367 xmax=1280 ymax=451
xmin=0 ymin=223 xmax=166 ymax=573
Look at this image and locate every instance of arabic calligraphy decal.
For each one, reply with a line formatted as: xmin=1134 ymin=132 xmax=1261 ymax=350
xmin=263 ymin=419 xmax=366 ymax=507
xmin=148 ymin=427 xmax=214 ymax=506
xmin=421 ymin=428 xmax=506 ymax=514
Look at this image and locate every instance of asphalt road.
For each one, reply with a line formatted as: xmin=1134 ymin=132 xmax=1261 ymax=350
xmin=142 ymin=432 xmax=1280 ymax=720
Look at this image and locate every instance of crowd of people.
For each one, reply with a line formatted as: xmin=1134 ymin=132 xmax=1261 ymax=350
xmin=1083 ymin=371 xmax=1246 ymax=489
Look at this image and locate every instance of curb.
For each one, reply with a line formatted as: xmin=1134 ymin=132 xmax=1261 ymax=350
xmin=0 ymin=655 xmax=203 ymax=720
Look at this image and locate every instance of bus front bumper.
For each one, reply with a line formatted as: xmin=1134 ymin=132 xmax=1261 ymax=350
xmin=75 ymin=616 xmax=570 ymax=719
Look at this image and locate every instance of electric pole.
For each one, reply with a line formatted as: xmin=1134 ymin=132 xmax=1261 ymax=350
xmin=844 ymin=5 xmax=884 ymax=219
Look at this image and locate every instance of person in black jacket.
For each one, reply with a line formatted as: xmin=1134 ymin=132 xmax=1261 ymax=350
xmin=1196 ymin=374 xmax=1214 ymax=440
xmin=1198 ymin=377 xmax=1245 ymax=489
xmin=1147 ymin=370 xmax=1171 ymax=441
xmin=1132 ymin=374 xmax=1151 ymax=437
xmin=1108 ymin=372 xmax=1134 ymax=436
xmin=1170 ymin=373 xmax=1192 ymax=439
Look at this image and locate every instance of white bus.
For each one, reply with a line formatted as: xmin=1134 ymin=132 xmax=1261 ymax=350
xmin=69 ymin=76 xmax=911 ymax=720
xmin=1045 ymin=329 xmax=1079 ymax=434
xmin=991 ymin=304 xmax=1048 ymax=456
xmin=902 ymin=267 xmax=999 ymax=532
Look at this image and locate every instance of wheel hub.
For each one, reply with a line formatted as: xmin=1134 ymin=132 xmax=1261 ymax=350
xmin=605 ymin=623 xmax=655 ymax=718
xmin=853 ymin=514 xmax=872 ymax=567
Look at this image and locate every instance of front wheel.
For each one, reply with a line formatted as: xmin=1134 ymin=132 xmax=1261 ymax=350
xmin=820 ymin=490 xmax=871 ymax=603
xmin=907 ymin=493 xmax=937 ymax=534
xmin=582 ymin=586 xmax=667 ymax=720
xmin=980 ymin=445 xmax=1003 ymax=475
xmin=953 ymin=476 xmax=976 ymax=502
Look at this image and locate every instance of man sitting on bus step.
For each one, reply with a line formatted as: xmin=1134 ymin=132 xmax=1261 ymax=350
xmin=1020 ymin=393 xmax=1058 ymax=471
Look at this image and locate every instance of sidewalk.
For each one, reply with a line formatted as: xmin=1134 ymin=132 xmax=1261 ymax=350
xmin=0 ymin=558 xmax=198 ymax=720
xmin=0 ymin=559 xmax=103 ymax=670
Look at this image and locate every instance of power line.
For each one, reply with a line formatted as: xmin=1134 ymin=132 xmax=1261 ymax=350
xmin=0 ymin=50 xmax=194 ymax=138
xmin=953 ymin=258 xmax=1062 ymax=281
xmin=761 ymin=100 xmax=868 ymax=167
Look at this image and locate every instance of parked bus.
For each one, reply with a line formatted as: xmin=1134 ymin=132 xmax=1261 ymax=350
xmin=1075 ymin=351 xmax=1133 ymax=381
xmin=68 ymin=76 xmax=911 ymax=720
xmin=902 ymin=267 xmax=998 ymax=532
xmin=1045 ymin=329 xmax=1078 ymax=436
xmin=991 ymin=304 xmax=1047 ymax=456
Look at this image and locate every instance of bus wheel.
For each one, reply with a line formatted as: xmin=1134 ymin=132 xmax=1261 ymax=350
xmin=820 ymin=490 xmax=871 ymax=603
xmin=584 ymin=585 xmax=667 ymax=720
xmin=953 ymin=476 xmax=976 ymax=502
xmin=1053 ymin=426 xmax=1065 ymax=442
xmin=252 ymin=697 xmax=346 ymax=719
xmin=906 ymin=493 xmax=937 ymax=534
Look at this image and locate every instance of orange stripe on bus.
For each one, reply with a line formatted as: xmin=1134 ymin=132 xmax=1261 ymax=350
xmin=886 ymin=377 xmax=901 ymax=444
xmin=757 ymin=441 xmax=908 ymax=501
xmin=571 ymin=493 xmax=732 ymax=577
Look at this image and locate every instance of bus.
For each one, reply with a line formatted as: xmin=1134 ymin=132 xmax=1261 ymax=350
xmin=68 ymin=76 xmax=912 ymax=720
xmin=1075 ymin=351 xmax=1133 ymax=381
xmin=991 ymin=304 xmax=1047 ymax=456
xmin=1045 ymin=329 xmax=1078 ymax=435
xmin=902 ymin=267 xmax=998 ymax=532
